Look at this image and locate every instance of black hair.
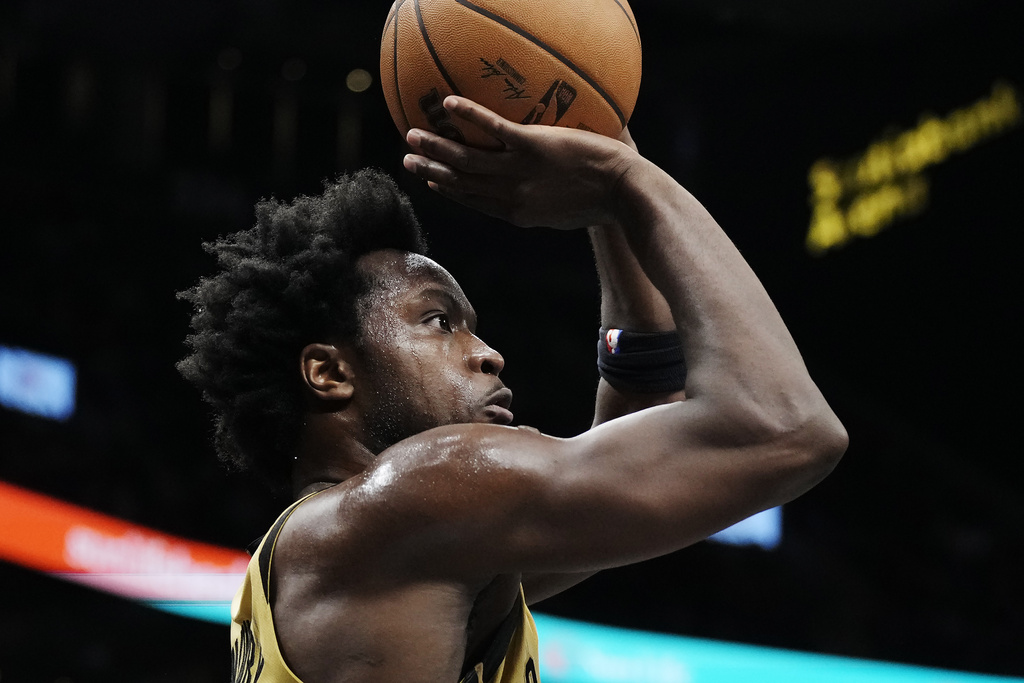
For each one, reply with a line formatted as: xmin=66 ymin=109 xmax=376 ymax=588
xmin=177 ymin=169 xmax=427 ymax=486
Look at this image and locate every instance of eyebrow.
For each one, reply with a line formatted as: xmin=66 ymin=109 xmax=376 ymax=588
xmin=418 ymin=287 xmax=478 ymax=332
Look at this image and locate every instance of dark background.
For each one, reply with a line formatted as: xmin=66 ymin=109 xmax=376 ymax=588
xmin=1 ymin=0 xmax=1022 ymax=681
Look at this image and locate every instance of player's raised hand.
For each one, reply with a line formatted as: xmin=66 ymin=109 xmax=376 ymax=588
xmin=402 ymin=96 xmax=641 ymax=230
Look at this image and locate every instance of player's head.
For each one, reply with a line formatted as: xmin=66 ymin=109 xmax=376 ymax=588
xmin=339 ymin=249 xmax=510 ymax=455
xmin=177 ymin=169 xmax=428 ymax=485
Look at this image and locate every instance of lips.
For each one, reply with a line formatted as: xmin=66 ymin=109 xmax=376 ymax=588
xmin=480 ymin=387 xmax=514 ymax=425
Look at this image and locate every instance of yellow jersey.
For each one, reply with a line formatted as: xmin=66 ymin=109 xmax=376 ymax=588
xmin=230 ymin=493 xmax=541 ymax=683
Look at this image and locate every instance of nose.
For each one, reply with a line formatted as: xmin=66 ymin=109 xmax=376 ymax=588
xmin=467 ymin=335 xmax=505 ymax=376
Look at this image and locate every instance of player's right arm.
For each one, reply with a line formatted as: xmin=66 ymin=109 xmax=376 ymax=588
xmin=379 ymin=96 xmax=849 ymax=578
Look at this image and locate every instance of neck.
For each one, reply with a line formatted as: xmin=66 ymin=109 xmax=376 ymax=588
xmin=290 ymin=411 xmax=377 ymax=499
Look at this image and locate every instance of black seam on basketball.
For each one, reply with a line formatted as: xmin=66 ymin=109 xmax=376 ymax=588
xmin=415 ymin=0 xmax=462 ymax=97
xmin=383 ymin=1 xmax=398 ymax=37
xmin=393 ymin=0 xmax=412 ymax=132
xmin=452 ymin=0 xmax=625 ymax=127
xmin=611 ymin=0 xmax=641 ymax=47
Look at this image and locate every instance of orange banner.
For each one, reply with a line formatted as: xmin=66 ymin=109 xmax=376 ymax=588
xmin=0 ymin=481 xmax=248 ymax=600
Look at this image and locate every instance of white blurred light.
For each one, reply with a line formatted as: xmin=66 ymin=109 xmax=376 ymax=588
xmin=346 ymin=68 xmax=373 ymax=93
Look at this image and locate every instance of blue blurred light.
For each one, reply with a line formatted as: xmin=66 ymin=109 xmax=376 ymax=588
xmin=709 ymin=506 xmax=782 ymax=550
xmin=148 ymin=600 xmax=234 ymax=624
xmin=533 ymin=613 xmax=1023 ymax=683
xmin=0 ymin=345 xmax=77 ymax=421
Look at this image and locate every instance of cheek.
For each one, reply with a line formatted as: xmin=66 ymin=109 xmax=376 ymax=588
xmin=395 ymin=344 xmax=451 ymax=414
xmin=372 ymin=333 xmax=477 ymax=424
xmin=427 ymin=351 xmax=473 ymax=415
xmin=415 ymin=346 xmax=477 ymax=421
xmin=447 ymin=370 xmax=476 ymax=415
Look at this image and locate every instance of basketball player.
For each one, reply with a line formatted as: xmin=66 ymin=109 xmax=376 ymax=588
xmin=179 ymin=96 xmax=847 ymax=683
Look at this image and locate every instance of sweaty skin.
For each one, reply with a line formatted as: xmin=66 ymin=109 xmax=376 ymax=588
xmin=265 ymin=97 xmax=847 ymax=683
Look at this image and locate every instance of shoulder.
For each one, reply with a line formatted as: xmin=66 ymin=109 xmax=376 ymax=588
xmin=365 ymin=423 xmax=568 ymax=523
xmin=361 ymin=423 xmax=563 ymax=500
xmin=276 ymin=424 xmax=568 ymax=577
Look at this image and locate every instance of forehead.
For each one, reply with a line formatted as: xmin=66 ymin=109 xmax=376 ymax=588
xmin=356 ymin=249 xmax=471 ymax=311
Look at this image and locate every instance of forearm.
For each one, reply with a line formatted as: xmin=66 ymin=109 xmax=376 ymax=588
xmin=608 ymin=156 xmax=839 ymax=441
xmin=588 ymin=223 xmax=674 ymax=332
xmin=588 ymin=222 xmax=685 ymax=425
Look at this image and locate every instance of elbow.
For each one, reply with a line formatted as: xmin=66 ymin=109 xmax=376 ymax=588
xmin=799 ymin=405 xmax=848 ymax=476
xmin=742 ymin=401 xmax=847 ymax=504
xmin=824 ymin=410 xmax=849 ymax=462
xmin=756 ymin=405 xmax=847 ymax=507
xmin=737 ymin=391 xmax=848 ymax=483
xmin=773 ymin=393 xmax=849 ymax=491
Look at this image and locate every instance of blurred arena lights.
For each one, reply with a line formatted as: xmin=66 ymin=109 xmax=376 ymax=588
xmin=708 ymin=506 xmax=781 ymax=550
xmin=806 ymin=81 xmax=1022 ymax=254
xmin=0 ymin=481 xmax=248 ymax=624
xmin=0 ymin=344 xmax=77 ymax=421
xmin=346 ymin=68 xmax=373 ymax=93
xmin=2 ymin=481 xmax=1021 ymax=682
xmin=534 ymin=615 xmax=1024 ymax=683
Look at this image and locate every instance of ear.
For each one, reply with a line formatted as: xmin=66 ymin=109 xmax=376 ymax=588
xmin=300 ymin=344 xmax=356 ymax=402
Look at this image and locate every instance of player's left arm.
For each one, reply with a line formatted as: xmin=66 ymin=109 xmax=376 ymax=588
xmin=522 ymin=127 xmax=685 ymax=605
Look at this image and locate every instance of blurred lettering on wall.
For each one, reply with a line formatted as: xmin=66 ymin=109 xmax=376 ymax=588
xmin=807 ymin=81 xmax=1021 ymax=254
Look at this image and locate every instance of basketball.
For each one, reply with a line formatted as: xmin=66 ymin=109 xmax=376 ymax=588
xmin=380 ymin=0 xmax=642 ymax=147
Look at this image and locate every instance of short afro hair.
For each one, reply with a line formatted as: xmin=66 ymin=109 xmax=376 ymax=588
xmin=177 ymin=169 xmax=427 ymax=486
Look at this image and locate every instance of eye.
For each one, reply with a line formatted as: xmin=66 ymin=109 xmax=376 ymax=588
xmin=428 ymin=313 xmax=452 ymax=332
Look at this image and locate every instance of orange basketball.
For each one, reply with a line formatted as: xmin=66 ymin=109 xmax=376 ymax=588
xmin=380 ymin=0 xmax=642 ymax=147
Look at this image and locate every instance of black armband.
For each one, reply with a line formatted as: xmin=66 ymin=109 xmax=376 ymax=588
xmin=596 ymin=328 xmax=687 ymax=393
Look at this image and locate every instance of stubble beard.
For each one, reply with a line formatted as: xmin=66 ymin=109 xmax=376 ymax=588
xmin=364 ymin=389 xmax=413 ymax=454
xmin=360 ymin=361 xmax=441 ymax=454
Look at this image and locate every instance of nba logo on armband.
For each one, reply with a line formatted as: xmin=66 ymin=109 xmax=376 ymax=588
xmin=605 ymin=328 xmax=623 ymax=354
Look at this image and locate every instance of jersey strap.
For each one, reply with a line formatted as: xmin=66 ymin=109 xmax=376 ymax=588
xmin=459 ymin=590 xmax=525 ymax=683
